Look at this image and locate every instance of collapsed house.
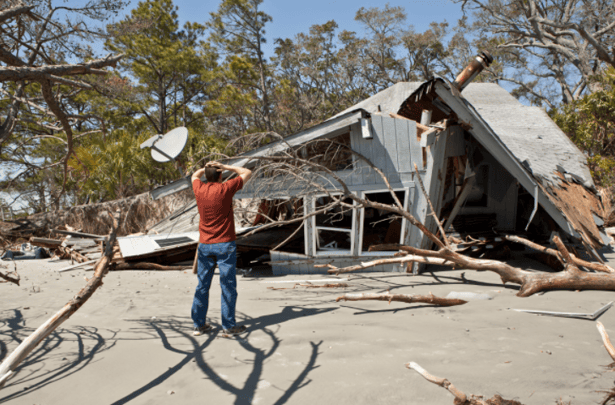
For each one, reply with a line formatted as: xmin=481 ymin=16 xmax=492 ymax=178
xmin=124 ymin=53 xmax=610 ymax=275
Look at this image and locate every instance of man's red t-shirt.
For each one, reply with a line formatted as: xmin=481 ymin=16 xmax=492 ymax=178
xmin=193 ymin=176 xmax=243 ymax=244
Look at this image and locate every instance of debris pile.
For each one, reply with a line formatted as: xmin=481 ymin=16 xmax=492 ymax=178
xmin=0 ymin=225 xmax=195 ymax=272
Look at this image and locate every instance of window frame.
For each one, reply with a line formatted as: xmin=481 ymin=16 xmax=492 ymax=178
xmin=358 ymin=188 xmax=410 ymax=256
xmin=310 ymin=193 xmax=357 ymax=257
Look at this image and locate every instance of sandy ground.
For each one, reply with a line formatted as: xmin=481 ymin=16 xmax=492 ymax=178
xmin=2 ymin=252 xmax=615 ymax=405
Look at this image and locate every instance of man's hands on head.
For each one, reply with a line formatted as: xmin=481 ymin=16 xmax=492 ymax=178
xmin=206 ymin=161 xmax=227 ymax=173
xmin=206 ymin=161 xmax=252 ymax=184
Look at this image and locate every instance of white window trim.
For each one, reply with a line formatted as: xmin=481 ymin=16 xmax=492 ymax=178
xmin=311 ymin=193 xmax=356 ymax=256
xmin=359 ymin=188 xmax=409 ymax=256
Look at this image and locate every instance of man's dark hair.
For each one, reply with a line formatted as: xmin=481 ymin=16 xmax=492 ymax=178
xmin=205 ymin=166 xmax=221 ymax=183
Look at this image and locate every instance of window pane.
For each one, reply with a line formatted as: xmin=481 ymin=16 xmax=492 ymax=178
xmin=314 ymin=196 xmax=353 ymax=229
xmin=316 ymin=229 xmax=351 ymax=251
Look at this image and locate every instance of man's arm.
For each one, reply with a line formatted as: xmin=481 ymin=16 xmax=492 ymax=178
xmin=206 ymin=162 xmax=252 ymax=184
xmin=191 ymin=167 xmax=205 ymax=183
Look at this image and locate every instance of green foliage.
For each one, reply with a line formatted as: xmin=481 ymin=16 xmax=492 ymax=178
xmin=106 ymin=0 xmax=214 ymax=135
xmin=551 ymin=68 xmax=615 ymax=188
xmin=68 ymin=130 xmax=152 ymax=201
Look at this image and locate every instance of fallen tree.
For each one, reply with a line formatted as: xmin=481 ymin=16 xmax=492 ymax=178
xmin=325 ymin=235 xmax=615 ymax=297
xmin=320 ymin=164 xmax=615 ymax=297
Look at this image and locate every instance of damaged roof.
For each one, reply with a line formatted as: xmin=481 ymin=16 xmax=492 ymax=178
xmin=458 ymin=84 xmax=594 ymax=191
xmin=396 ymin=78 xmax=606 ymax=250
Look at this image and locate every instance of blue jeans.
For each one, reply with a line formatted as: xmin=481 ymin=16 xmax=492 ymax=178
xmin=191 ymin=241 xmax=238 ymax=330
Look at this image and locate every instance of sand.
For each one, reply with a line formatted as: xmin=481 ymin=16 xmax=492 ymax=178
xmin=2 ymin=253 xmax=615 ymax=405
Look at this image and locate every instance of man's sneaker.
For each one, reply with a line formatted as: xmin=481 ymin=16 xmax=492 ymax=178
xmin=222 ymin=325 xmax=247 ymax=336
xmin=193 ymin=324 xmax=213 ymax=336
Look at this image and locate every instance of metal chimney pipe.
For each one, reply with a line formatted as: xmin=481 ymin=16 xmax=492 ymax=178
xmin=452 ymin=50 xmax=493 ymax=91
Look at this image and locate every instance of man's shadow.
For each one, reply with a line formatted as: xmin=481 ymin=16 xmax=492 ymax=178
xmin=112 ymin=305 xmax=334 ymax=405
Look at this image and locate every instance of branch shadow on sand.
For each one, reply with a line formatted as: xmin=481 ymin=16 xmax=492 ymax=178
xmin=0 ymin=309 xmax=118 ymax=404
xmin=112 ymin=305 xmax=334 ymax=405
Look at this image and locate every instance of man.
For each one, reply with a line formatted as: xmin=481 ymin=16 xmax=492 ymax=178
xmin=191 ymin=161 xmax=252 ymax=336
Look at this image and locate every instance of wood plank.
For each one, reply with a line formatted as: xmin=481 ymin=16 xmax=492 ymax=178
xmin=304 ymin=196 xmax=315 ymax=257
xmin=349 ymin=123 xmax=364 ymax=186
xmin=395 ymin=118 xmax=412 ymax=173
xmin=408 ymin=120 xmax=422 ymax=171
xmin=382 ymin=116 xmax=401 ymax=182
xmin=355 ymin=120 xmax=376 ymax=185
xmin=63 ymin=239 xmax=97 ymax=248
xmin=52 ymin=229 xmax=105 ymax=240
xmin=443 ymin=175 xmax=476 ymax=231
xmin=57 ymin=259 xmax=97 ymax=273
xmin=370 ymin=115 xmax=388 ymax=178
xmin=30 ymin=237 xmax=62 ymax=248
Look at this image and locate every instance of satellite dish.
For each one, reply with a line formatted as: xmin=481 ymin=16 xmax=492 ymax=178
xmin=140 ymin=127 xmax=188 ymax=163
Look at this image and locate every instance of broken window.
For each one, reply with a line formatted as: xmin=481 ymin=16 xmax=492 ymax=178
xmin=361 ymin=190 xmax=407 ymax=254
xmin=313 ymin=194 xmax=355 ymax=255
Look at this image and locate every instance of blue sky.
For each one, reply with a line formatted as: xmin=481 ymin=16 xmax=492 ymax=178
xmin=119 ymin=0 xmax=466 ymax=58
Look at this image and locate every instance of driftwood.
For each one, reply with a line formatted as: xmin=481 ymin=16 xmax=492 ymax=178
xmin=267 ymin=282 xmax=348 ymax=291
xmin=112 ymin=262 xmax=190 ymax=271
xmin=303 ymin=283 xmax=348 ymax=288
xmin=406 ymin=362 xmax=524 ymax=405
xmin=0 ymin=212 xmax=119 ymax=390
xmin=596 ymin=322 xmax=615 ymax=405
xmin=29 ymin=237 xmax=62 ymax=249
xmin=0 ymin=263 xmax=19 ymax=286
xmin=597 ymin=322 xmax=615 ymax=362
xmin=336 ymin=292 xmax=467 ymax=306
